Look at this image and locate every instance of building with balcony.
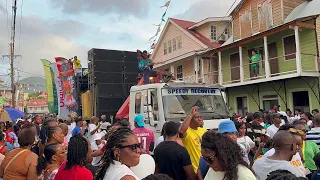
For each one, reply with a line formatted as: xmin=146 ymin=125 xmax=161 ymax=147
xmin=153 ymin=0 xmax=320 ymax=116
xmin=152 ymin=17 xmax=232 ymax=84
xmin=205 ymin=0 xmax=320 ymax=115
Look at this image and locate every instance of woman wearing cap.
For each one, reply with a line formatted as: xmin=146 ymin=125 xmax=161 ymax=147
xmin=218 ymin=120 xmax=238 ymax=143
xmin=201 ymin=131 xmax=256 ymax=180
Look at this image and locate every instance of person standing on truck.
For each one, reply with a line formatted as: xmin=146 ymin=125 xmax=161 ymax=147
xmin=179 ymin=106 xmax=207 ymax=173
xmin=138 ymin=50 xmax=156 ymax=84
xmin=133 ymin=114 xmax=155 ymax=154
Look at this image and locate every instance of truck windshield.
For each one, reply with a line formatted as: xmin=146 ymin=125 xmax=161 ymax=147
xmin=161 ymin=88 xmax=229 ymax=120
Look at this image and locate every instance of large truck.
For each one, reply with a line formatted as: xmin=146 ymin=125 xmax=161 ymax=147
xmin=117 ymin=80 xmax=230 ymax=135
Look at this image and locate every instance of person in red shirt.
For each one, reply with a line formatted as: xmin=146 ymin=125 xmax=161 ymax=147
xmin=132 ymin=114 xmax=155 ymax=154
xmin=54 ymin=134 xmax=93 ymax=180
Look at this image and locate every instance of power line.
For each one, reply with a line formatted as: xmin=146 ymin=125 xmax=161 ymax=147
xmin=1 ymin=0 xmax=21 ymax=108
xmin=17 ymin=0 xmax=23 ymax=55
xmin=5 ymin=0 xmax=10 ymax=45
xmin=15 ymin=69 xmax=45 ymax=78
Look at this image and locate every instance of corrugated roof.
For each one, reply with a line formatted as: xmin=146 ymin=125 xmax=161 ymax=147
xmin=169 ymin=18 xmax=222 ymax=48
xmin=284 ymin=0 xmax=320 ymax=23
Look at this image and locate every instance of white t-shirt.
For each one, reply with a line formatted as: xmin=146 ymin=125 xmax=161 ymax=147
xmin=103 ymin=160 xmax=140 ymax=180
xmin=88 ymin=124 xmax=98 ymax=143
xmin=253 ymin=156 xmax=305 ymax=180
xmin=67 ymin=122 xmax=76 ymax=142
xmin=155 ymin=136 xmax=164 ymax=147
xmin=91 ymin=142 xmax=104 ymax=166
xmin=204 ymin=165 xmax=256 ymax=180
xmin=237 ymin=136 xmax=255 ymax=165
xmin=263 ymin=148 xmax=306 ymax=175
xmin=100 ymin=122 xmax=111 ymax=130
xmin=266 ymin=124 xmax=279 ymax=138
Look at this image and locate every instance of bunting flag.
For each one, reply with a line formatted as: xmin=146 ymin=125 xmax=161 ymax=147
xmin=162 ymin=11 xmax=167 ymax=22
xmin=160 ymin=1 xmax=170 ymax=8
xmin=151 ymin=43 xmax=156 ymax=49
xmin=149 ymin=35 xmax=156 ymax=41
xmin=147 ymin=0 xmax=171 ymax=49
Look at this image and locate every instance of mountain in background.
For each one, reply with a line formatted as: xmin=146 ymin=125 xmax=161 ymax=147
xmin=19 ymin=76 xmax=46 ymax=93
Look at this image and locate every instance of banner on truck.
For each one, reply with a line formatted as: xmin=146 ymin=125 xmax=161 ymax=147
xmin=55 ymin=57 xmax=78 ymax=112
xmin=40 ymin=59 xmax=55 ymax=113
xmin=51 ymin=63 xmax=69 ymax=118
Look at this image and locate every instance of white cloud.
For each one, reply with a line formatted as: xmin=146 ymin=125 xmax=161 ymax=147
xmin=100 ymin=16 xmax=159 ymax=43
xmin=176 ymin=0 xmax=241 ymax=22
xmin=0 ymin=13 xmax=89 ymax=78
xmin=49 ymin=0 xmax=149 ymax=17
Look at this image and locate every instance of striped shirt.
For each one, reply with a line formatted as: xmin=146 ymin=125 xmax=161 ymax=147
xmin=306 ymin=127 xmax=320 ymax=148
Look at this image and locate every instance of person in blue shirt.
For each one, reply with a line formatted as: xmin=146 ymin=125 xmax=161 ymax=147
xmin=72 ymin=119 xmax=86 ymax=136
xmin=138 ymin=50 xmax=156 ymax=84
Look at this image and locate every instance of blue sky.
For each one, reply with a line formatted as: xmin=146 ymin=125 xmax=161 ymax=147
xmin=0 ymin=0 xmax=238 ymax=85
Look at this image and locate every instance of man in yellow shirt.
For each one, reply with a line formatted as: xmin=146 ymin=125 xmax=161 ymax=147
xmin=72 ymin=56 xmax=82 ymax=69
xmin=179 ymin=106 xmax=207 ymax=172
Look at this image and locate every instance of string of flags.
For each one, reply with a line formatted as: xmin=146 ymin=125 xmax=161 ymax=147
xmin=148 ymin=0 xmax=171 ymax=51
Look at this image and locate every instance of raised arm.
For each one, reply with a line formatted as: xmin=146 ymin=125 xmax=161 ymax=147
xmin=179 ymin=106 xmax=198 ymax=138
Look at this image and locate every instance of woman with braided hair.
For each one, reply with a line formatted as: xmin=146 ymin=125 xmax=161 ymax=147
xmin=94 ymin=127 xmax=141 ymax=180
xmin=54 ymin=134 xmax=93 ymax=180
xmin=201 ymin=130 xmax=256 ymax=180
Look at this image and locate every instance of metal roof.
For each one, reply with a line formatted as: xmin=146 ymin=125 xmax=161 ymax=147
xmin=284 ymin=1 xmax=320 ymax=23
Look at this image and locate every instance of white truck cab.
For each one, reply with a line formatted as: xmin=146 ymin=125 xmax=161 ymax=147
xmin=129 ymin=82 xmax=230 ymax=136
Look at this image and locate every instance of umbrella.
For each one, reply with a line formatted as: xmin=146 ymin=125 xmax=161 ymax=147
xmin=0 ymin=110 xmax=12 ymax=122
xmin=4 ymin=108 xmax=24 ymax=121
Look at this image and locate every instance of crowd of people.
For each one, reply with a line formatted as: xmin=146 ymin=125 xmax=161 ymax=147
xmin=0 ymin=105 xmax=319 ymax=180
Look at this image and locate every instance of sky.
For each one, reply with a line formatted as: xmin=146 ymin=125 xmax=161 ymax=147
xmin=0 ymin=0 xmax=240 ymax=84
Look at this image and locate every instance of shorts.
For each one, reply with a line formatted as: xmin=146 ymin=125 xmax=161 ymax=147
xmin=251 ymin=66 xmax=259 ymax=75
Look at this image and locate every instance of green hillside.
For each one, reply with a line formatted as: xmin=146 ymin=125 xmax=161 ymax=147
xmin=19 ymin=76 xmax=46 ymax=93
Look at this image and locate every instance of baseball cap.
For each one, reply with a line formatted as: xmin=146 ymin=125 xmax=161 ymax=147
xmin=134 ymin=114 xmax=145 ymax=127
xmin=218 ymin=120 xmax=237 ymax=133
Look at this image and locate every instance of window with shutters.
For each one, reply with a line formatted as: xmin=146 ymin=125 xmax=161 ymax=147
xmin=168 ymin=40 xmax=172 ymax=53
xmin=177 ymin=36 xmax=182 ymax=49
xmin=172 ymin=38 xmax=176 ymax=51
xmin=176 ymin=65 xmax=183 ymax=79
xmin=211 ymin=25 xmax=217 ymax=40
xmin=164 ymin=42 xmax=167 ymax=55
xmin=283 ymin=35 xmax=296 ymax=60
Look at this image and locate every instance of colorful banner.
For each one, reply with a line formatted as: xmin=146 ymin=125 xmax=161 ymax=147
xmin=50 ymin=65 xmax=59 ymax=114
xmin=55 ymin=57 xmax=78 ymax=112
xmin=40 ymin=59 xmax=55 ymax=113
xmin=51 ymin=63 xmax=69 ymax=118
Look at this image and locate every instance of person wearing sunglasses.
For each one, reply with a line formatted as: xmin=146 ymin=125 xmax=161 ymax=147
xmin=197 ymin=120 xmax=239 ymax=180
xmin=293 ymin=122 xmax=319 ymax=178
xmin=94 ymin=127 xmax=141 ymax=180
xmin=201 ymin=130 xmax=256 ymax=180
xmin=253 ymin=130 xmax=306 ymax=180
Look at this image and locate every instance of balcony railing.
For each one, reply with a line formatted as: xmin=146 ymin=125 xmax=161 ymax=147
xmin=181 ymin=53 xmax=318 ymax=85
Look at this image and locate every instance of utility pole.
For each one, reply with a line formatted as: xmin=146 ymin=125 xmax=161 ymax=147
xmin=2 ymin=0 xmax=21 ymax=108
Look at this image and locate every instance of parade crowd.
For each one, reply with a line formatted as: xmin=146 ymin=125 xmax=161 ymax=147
xmin=0 ymin=106 xmax=319 ymax=180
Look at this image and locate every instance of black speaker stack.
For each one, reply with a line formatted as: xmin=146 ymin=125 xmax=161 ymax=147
xmin=88 ymin=48 xmax=139 ymax=119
